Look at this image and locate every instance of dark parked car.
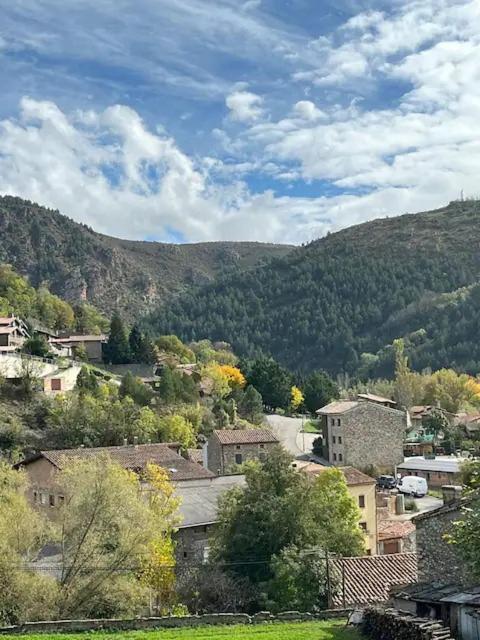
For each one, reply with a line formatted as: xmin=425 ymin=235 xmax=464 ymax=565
xmin=377 ymin=475 xmax=397 ymax=489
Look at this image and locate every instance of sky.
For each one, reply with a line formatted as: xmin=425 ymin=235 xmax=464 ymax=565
xmin=0 ymin=0 xmax=479 ymax=244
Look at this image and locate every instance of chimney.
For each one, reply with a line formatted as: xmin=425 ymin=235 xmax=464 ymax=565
xmin=442 ymin=485 xmax=463 ymax=505
xmin=123 ymin=437 xmax=128 ymax=447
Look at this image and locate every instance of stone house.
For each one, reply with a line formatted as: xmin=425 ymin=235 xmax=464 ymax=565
xmin=0 ymin=315 xmax=30 ymax=351
xmin=316 ymin=400 xmax=407 ymax=473
xmin=397 ymin=456 xmax=465 ymax=488
xmin=205 ymin=428 xmax=279 ymax=475
xmin=42 ymin=364 xmax=83 ymax=394
xmin=413 ymin=485 xmax=473 ymax=586
xmin=297 ymin=462 xmax=378 ymax=555
xmin=49 ymin=334 xmax=107 ymax=362
xmin=15 ymin=442 xmax=214 ymax=516
xmin=357 ymin=393 xmax=397 ymax=409
xmin=174 ymin=474 xmax=246 ymax=563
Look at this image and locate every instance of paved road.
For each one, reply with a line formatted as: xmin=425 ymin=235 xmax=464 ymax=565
xmin=265 ymin=414 xmax=317 ymax=457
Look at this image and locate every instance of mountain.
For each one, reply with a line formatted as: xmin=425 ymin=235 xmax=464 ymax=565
xmin=146 ymin=199 xmax=480 ymax=377
xmin=0 ymin=196 xmax=292 ymax=318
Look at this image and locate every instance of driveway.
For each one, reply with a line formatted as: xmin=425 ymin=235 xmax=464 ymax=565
xmin=265 ymin=414 xmax=318 ymax=457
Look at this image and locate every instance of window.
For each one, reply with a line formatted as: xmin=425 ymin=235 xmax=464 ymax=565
xmin=338 ymin=453 xmax=343 ymax=461
xmin=58 ymin=495 xmax=65 ymax=505
xmin=338 ymin=436 xmax=342 ymax=444
xmin=235 ymin=453 xmax=243 ymax=465
xmin=49 ymin=494 xmax=55 ymax=507
xmin=259 ymin=444 xmax=265 ymax=449
xmin=332 ymin=436 xmax=336 ymax=444
xmin=51 ymin=378 xmax=62 ymax=391
xmin=427 ymin=472 xmax=431 ymax=480
xmin=337 ymin=418 xmax=341 ymax=426
xmin=183 ymin=551 xmax=188 ymax=559
xmin=331 ymin=418 xmax=335 ymax=426
xmin=40 ymin=493 xmax=47 ymax=505
xmin=236 ymin=445 xmax=241 ymax=450
xmin=259 ymin=452 xmax=267 ymax=462
xmin=358 ymin=495 xmax=365 ymax=508
xmin=333 ymin=453 xmax=337 ymax=461
xmin=33 ymin=491 xmax=38 ymax=503
xmin=359 ymin=522 xmax=368 ymax=532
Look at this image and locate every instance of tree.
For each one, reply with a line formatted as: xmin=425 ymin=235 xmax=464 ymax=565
xmin=212 ymin=447 xmax=311 ymax=583
xmin=73 ymin=302 xmax=110 ymax=335
xmin=246 ymin=358 xmax=292 ymax=410
xmin=424 ymin=369 xmax=480 ymax=414
xmin=393 ymin=339 xmax=425 ymax=409
xmin=157 ymin=414 xmax=196 ymax=449
xmin=128 ymin=324 xmax=143 ymax=362
xmin=156 ymin=335 xmax=195 ymax=363
xmin=308 ymin=468 xmax=365 ymax=557
xmin=119 ymin=372 xmax=153 ymax=406
xmin=303 ymin=371 xmax=339 ymax=414
xmin=237 ymin=385 xmax=264 ymax=424
xmin=290 ymin=385 xmax=304 ymax=412
xmin=22 ymin=334 xmax=50 ymax=358
xmin=218 ymin=365 xmax=246 ymax=391
xmin=423 ymin=408 xmax=450 ymax=448
xmin=55 ymin=456 xmax=179 ymax=618
xmin=76 ymin=366 xmax=99 ymax=394
xmin=104 ymin=312 xmax=131 ymax=364
xmin=312 ymin=436 xmax=323 ymax=458
xmin=267 ymin=545 xmax=329 ymax=613
xmin=201 ymin=363 xmax=231 ymax=399
xmin=73 ymin=343 xmax=89 ymax=361
xmin=0 ymin=463 xmax=57 ymax=624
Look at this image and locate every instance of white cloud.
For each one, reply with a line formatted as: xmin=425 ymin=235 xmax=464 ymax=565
xmin=225 ymin=89 xmax=264 ymax=122
xmin=292 ymin=100 xmax=325 ymax=121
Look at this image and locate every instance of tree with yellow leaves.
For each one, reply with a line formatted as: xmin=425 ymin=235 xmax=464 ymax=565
xmin=290 ymin=385 xmax=304 ymax=412
xmin=424 ymin=369 xmax=480 ymax=414
xmin=218 ymin=365 xmax=246 ymax=390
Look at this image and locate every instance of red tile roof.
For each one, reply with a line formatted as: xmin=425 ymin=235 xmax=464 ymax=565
xmin=186 ymin=448 xmax=204 ymax=464
xmin=331 ymin=553 xmax=418 ymax=607
xmin=298 ymin=462 xmax=375 ymax=486
xmin=213 ymin=428 xmax=278 ymax=445
xmin=377 ymin=520 xmax=416 ymax=541
xmin=18 ymin=443 xmax=214 ymax=481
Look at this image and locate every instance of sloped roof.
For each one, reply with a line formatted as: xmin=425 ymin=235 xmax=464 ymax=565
xmin=51 ymin=334 xmax=107 ymax=343
xmin=377 ymin=520 xmax=416 ymax=541
xmin=395 ymin=582 xmax=480 ymax=606
xmin=398 ymin=456 xmax=465 ymax=473
xmin=213 ymin=428 xmax=278 ymax=445
xmin=316 ymin=400 xmax=359 ymax=415
xmin=176 ymin=475 xmax=246 ymax=528
xmin=298 ymin=462 xmax=375 ymax=486
xmin=331 ymin=553 xmax=418 ymax=606
xmin=413 ymin=494 xmax=476 ymax=523
xmin=17 ymin=443 xmax=214 ymax=481
xmin=358 ymin=393 xmax=396 ymax=405
xmin=186 ymin=448 xmax=203 ymax=464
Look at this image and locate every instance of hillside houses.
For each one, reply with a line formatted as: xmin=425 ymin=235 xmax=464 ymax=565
xmin=0 ymin=315 xmax=29 ymax=351
xmin=205 ymin=428 xmax=279 ymax=475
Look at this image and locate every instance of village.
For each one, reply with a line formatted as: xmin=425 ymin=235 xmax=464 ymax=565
xmin=0 ymin=308 xmax=479 ymax=640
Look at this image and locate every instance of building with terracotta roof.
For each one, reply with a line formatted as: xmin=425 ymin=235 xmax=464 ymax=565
xmin=357 ymin=393 xmax=397 ymax=408
xmin=16 ymin=442 xmax=214 ymax=516
xmin=317 ymin=399 xmax=407 ymax=472
xmin=205 ymin=428 xmax=279 ymax=475
xmin=297 ymin=462 xmax=378 ymax=554
xmin=377 ymin=520 xmax=416 ymax=555
xmin=0 ymin=315 xmax=30 ymax=351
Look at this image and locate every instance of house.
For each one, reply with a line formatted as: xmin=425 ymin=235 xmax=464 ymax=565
xmin=330 ymin=553 xmax=418 ymax=607
xmin=316 ymin=400 xmax=407 ymax=472
xmin=174 ymin=474 xmax=246 ymax=562
xmin=15 ymin=442 xmax=214 ymax=515
xmin=397 ymin=456 xmax=466 ymax=487
xmin=297 ymin=462 xmax=378 ymax=555
xmin=413 ymin=485 xmax=473 ymax=586
xmin=0 ymin=315 xmax=30 ymax=351
xmin=409 ymin=405 xmax=456 ymax=429
xmin=456 ymin=413 xmax=480 ymax=438
xmin=50 ymin=334 xmax=107 ymax=362
xmin=205 ymin=428 xmax=279 ymax=475
xmin=357 ymin=393 xmax=397 ymax=409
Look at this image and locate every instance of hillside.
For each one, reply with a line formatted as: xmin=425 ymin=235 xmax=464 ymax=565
xmin=0 ymin=196 xmax=292 ymax=319
xmin=147 ymin=199 xmax=480 ymax=376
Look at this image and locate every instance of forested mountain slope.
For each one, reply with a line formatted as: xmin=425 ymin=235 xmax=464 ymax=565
xmin=0 ymin=196 xmax=292 ymax=319
xmin=147 ymin=200 xmax=480 ymax=376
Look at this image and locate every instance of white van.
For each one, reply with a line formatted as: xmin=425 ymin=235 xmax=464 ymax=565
xmin=397 ymin=475 xmax=428 ymax=498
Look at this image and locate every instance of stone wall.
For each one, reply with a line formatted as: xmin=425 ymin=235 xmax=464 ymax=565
xmin=175 ymin=524 xmax=216 ymax=562
xmin=362 ymin=607 xmax=455 ymax=640
xmin=206 ymin=437 xmax=277 ymax=475
xmin=342 ymin=403 xmax=406 ymax=472
xmin=0 ymin=609 xmax=350 ymax=635
xmin=415 ymin=506 xmax=468 ymax=585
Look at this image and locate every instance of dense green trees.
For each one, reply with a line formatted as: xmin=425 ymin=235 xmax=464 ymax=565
xmin=245 ymin=358 xmax=292 ymax=410
xmin=302 ymin=371 xmax=339 ymax=413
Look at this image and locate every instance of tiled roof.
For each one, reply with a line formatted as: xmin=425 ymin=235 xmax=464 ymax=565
xmin=377 ymin=520 xmax=416 ymax=541
xmin=19 ymin=443 xmax=214 ymax=481
xmin=186 ymin=448 xmax=204 ymax=464
xmin=331 ymin=553 xmax=418 ymax=607
xmin=358 ymin=393 xmax=396 ymax=405
xmin=316 ymin=400 xmax=359 ymax=415
xmin=213 ymin=428 xmax=278 ymax=445
xmin=413 ymin=494 xmax=475 ymax=523
xmin=298 ymin=462 xmax=375 ymax=486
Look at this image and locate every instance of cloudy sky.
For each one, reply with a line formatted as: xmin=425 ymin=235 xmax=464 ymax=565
xmin=0 ymin=0 xmax=479 ymax=243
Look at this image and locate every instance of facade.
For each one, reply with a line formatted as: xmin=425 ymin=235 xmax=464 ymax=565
xmin=377 ymin=520 xmax=416 ymax=555
xmin=397 ymin=456 xmax=465 ymax=487
xmin=205 ymin=428 xmax=279 ymax=475
xmin=16 ymin=442 xmax=214 ymax=516
xmin=43 ymin=365 xmax=82 ymax=394
xmin=298 ymin=462 xmax=378 ymax=554
xmin=317 ymin=400 xmax=407 ymax=472
xmin=50 ymin=334 xmax=107 ymax=362
xmin=0 ymin=316 xmax=30 ymax=351
xmin=414 ymin=486 xmax=472 ymax=586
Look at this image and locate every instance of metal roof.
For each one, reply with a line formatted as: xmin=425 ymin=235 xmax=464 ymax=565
xmin=398 ymin=456 xmax=465 ymax=473
xmin=176 ymin=475 xmax=246 ymax=528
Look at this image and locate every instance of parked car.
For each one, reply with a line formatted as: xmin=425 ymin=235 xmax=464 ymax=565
xmin=397 ymin=475 xmax=428 ymax=498
xmin=377 ymin=475 xmax=397 ymax=489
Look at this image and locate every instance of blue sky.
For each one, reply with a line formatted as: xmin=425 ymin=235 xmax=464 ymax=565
xmin=0 ymin=0 xmax=479 ymax=243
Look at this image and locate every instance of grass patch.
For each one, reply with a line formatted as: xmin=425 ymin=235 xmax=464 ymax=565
xmin=302 ymin=420 xmax=321 ymax=434
xmin=0 ymin=620 xmax=361 ymax=640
